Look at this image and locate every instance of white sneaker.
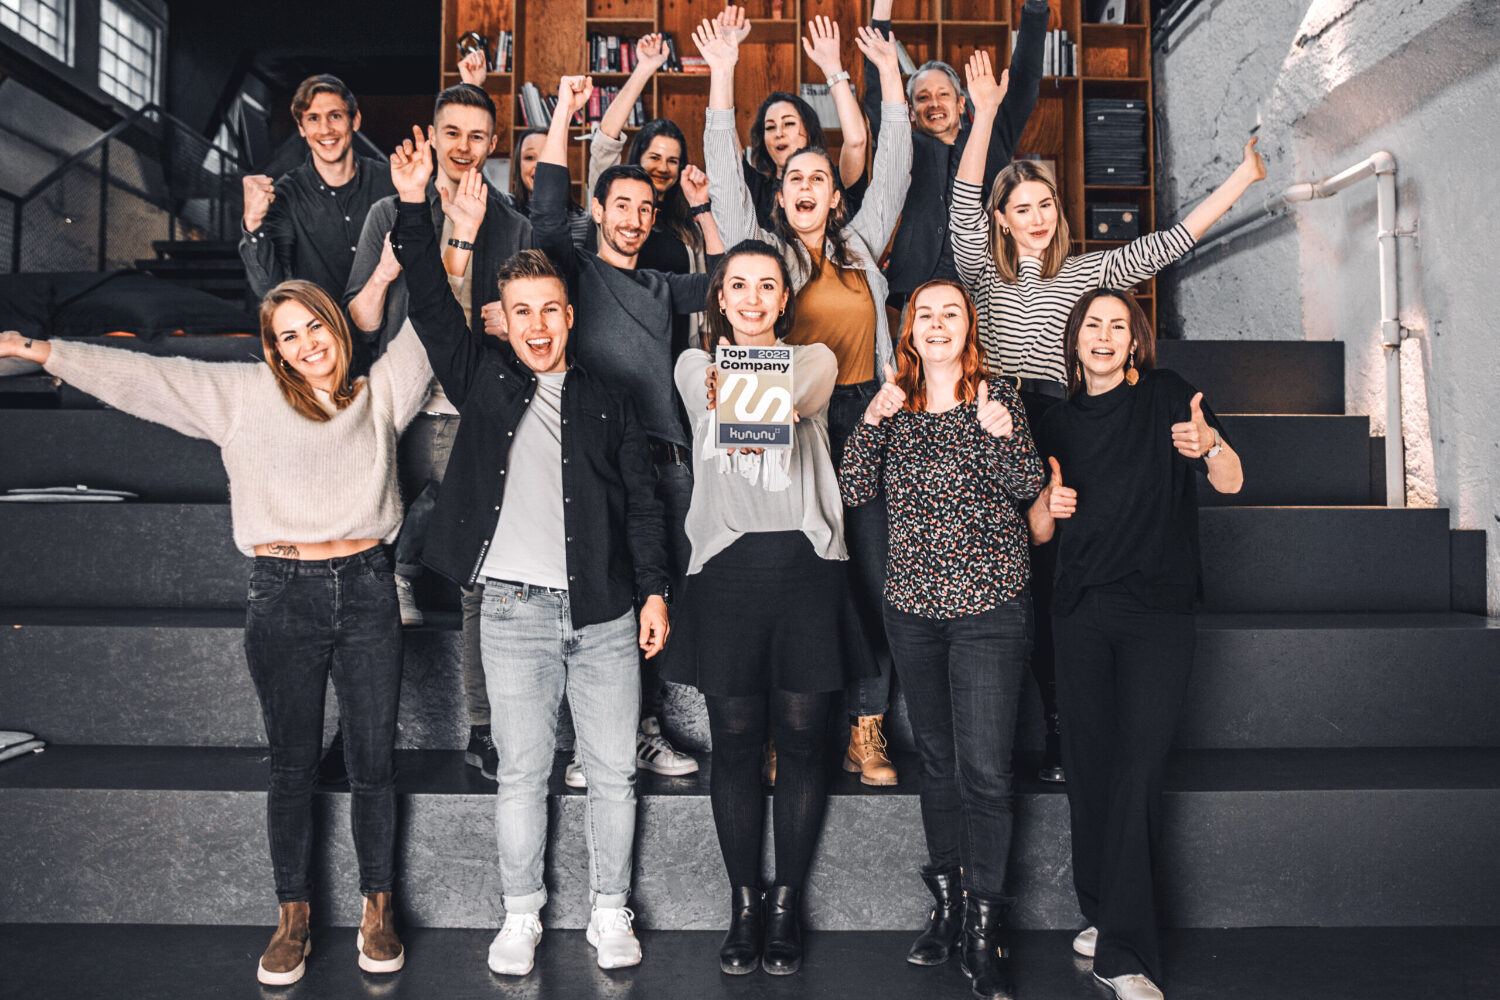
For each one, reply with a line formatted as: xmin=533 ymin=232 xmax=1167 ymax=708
xmin=487 ymin=912 xmax=543 ymax=976
xmin=394 ymin=574 xmax=424 ymax=627
xmin=636 ymin=716 xmax=699 ymax=775
xmin=586 ymin=905 xmax=643 ymax=969
xmin=1073 ymin=924 xmax=1098 ymax=957
xmin=1095 ymin=972 xmax=1165 ymax=1000
xmin=564 ymin=753 xmax=586 ymax=789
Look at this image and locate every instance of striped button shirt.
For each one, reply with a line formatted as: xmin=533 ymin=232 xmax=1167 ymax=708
xmin=950 ymin=178 xmax=1196 ymax=384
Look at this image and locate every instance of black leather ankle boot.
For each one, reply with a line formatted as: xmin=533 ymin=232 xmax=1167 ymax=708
xmin=1039 ymin=710 xmax=1066 ymax=783
xmin=762 ymin=884 xmax=803 ymax=975
xmin=719 ymin=886 xmax=763 ymax=975
xmin=906 ymin=870 xmax=964 ymax=966
xmin=960 ymin=896 xmax=1013 ymax=999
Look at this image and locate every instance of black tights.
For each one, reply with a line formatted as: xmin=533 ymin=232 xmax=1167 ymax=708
xmin=706 ymin=689 xmax=831 ymax=889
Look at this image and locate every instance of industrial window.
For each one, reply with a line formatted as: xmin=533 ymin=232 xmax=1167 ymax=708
xmin=98 ymin=0 xmax=160 ymax=109
xmin=0 ymin=0 xmax=74 ymax=64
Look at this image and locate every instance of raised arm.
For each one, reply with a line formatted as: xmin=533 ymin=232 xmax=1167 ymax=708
xmin=984 ymin=0 xmax=1048 ymax=192
xmin=803 ymin=16 xmax=867 ymax=191
xmin=533 ymin=76 xmax=594 ymax=284
xmin=956 ymin=49 xmax=1008 ymax=188
xmin=678 ymin=163 xmax=724 ymax=257
xmin=862 ymin=0 xmax=894 ymax=145
xmin=846 ymin=26 xmax=913 ymax=251
xmin=603 ymin=34 xmax=668 ymax=141
xmin=439 ymin=166 xmax=489 ymax=279
xmin=238 ymin=174 xmax=291 ymax=300
xmin=387 ymin=126 xmax=484 ymax=407
xmin=1179 ymin=137 xmax=1266 ymax=240
xmin=696 ymin=15 xmax=773 ymax=245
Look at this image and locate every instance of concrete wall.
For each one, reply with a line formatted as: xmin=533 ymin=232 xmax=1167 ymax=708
xmin=1154 ymin=0 xmax=1500 ymax=613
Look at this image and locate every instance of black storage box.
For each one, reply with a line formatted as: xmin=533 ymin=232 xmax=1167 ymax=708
xmin=1089 ymin=203 xmax=1142 ymax=240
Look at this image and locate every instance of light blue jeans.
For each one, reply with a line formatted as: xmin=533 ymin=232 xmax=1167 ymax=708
xmin=480 ymin=581 xmax=640 ymax=913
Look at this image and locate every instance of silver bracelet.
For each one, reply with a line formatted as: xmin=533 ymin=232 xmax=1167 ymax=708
xmin=826 ymin=70 xmax=851 ymax=89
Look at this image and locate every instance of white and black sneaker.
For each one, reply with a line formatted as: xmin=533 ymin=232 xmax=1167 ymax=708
xmin=466 ymin=725 xmax=498 ymax=781
xmin=636 ymin=716 xmax=699 ymax=776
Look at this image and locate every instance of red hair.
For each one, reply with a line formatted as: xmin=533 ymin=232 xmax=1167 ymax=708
xmin=894 ymin=279 xmax=988 ymax=412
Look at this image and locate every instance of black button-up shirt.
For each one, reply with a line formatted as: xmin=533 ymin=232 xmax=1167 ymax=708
xmin=238 ymin=152 xmax=396 ymax=300
xmin=389 ymin=199 xmax=669 ymax=626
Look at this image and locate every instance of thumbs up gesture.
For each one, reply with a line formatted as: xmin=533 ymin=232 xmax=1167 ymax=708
xmin=974 ymin=379 xmax=1013 ymax=438
xmin=1042 ymin=457 xmax=1077 ymax=519
xmin=863 ymin=362 xmax=907 ymax=426
xmin=1171 ymin=391 xmax=1217 ymax=458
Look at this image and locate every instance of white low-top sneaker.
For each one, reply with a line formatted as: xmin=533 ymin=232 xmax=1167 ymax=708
xmin=586 ymin=905 xmax=643 ymax=969
xmin=564 ymin=753 xmax=586 ymax=789
xmin=394 ymin=574 xmax=424 ymax=627
xmin=487 ymin=912 xmax=543 ymax=976
xmin=1073 ymin=925 xmax=1098 ymax=957
xmin=636 ymin=716 xmax=700 ymax=775
xmin=1095 ymin=972 xmax=1165 ymax=1000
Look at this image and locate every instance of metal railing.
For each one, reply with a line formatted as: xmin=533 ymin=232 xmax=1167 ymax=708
xmin=0 ymin=104 xmax=248 ymax=274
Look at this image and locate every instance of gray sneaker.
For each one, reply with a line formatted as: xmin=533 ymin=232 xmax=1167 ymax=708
xmin=636 ymin=716 xmax=699 ymax=775
xmin=394 ymin=574 xmax=424 ymax=627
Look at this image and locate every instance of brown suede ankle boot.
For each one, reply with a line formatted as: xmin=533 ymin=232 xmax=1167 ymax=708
xmin=356 ymin=891 xmax=405 ymax=973
xmin=844 ymin=715 xmax=898 ymax=786
xmin=257 ymin=901 xmax=310 ymax=985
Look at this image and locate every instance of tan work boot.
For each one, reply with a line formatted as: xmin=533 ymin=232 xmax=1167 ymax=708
xmin=844 ymin=715 xmax=898 ymax=786
xmin=762 ymin=739 xmax=777 ymax=786
xmin=356 ymin=891 xmax=405 ymax=973
xmin=257 ymin=900 xmax=311 ymax=985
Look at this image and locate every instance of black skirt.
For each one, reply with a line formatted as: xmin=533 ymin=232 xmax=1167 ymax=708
xmin=661 ymin=531 xmax=876 ymax=696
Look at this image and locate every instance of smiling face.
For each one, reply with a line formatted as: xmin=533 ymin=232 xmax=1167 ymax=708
xmin=717 ymin=253 xmax=789 ymax=344
xmin=501 ymin=275 xmax=572 ymax=374
xmin=762 ymin=101 xmax=809 ymax=172
xmin=997 ymin=179 xmax=1060 ymax=256
xmin=1075 ymin=294 xmax=1134 ymax=390
xmin=271 ymin=299 xmax=342 ymax=392
xmin=516 ymin=133 xmax=544 ymax=193
xmin=297 ymin=92 xmax=358 ymax=166
xmin=909 ymin=68 xmax=964 ymax=143
xmin=908 ymin=283 xmax=970 ymax=369
xmin=433 ymin=104 xmax=498 ymax=183
xmin=776 ymin=150 xmax=840 ymax=241
xmin=592 ymin=176 xmax=657 ymax=260
xmin=637 ymin=134 xmax=683 ymax=196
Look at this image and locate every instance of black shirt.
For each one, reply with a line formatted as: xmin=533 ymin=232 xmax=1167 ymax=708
xmin=1035 ymin=368 xmax=1229 ymax=615
xmin=389 ymin=198 xmax=670 ymax=624
xmin=238 ymin=153 xmax=396 ymax=301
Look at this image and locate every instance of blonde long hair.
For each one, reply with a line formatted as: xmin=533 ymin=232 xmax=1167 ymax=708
xmin=258 ymin=280 xmax=363 ymax=422
xmin=984 ymin=160 xmax=1072 ymax=283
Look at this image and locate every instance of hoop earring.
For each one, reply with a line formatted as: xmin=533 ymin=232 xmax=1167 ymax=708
xmin=1124 ymin=349 xmax=1139 ymax=386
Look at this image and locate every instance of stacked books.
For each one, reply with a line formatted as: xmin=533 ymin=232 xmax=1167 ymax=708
xmin=518 ymin=82 xmax=585 ymax=129
xmin=492 ymin=30 xmax=513 ymax=73
xmin=1083 ymin=97 xmax=1148 ymax=185
xmin=1015 ymin=29 xmax=1077 ymax=78
xmin=585 ymin=87 xmax=649 ymax=127
xmin=586 ymin=31 xmax=685 ymax=73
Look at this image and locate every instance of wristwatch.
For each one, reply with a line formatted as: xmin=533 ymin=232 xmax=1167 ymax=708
xmin=1205 ymin=429 xmax=1223 ymax=459
xmin=826 ymin=70 xmax=851 ymax=89
xmin=447 ymin=237 xmax=475 ymax=251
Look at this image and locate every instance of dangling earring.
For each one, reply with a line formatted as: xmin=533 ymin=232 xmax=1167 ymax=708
xmin=1002 ymin=226 xmax=1011 ymax=235
xmin=1074 ymin=359 xmax=1082 ymax=383
xmin=1124 ymin=348 xmax=1139 ymax=385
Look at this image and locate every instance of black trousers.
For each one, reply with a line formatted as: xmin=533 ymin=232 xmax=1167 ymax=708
xmin=1053 ymin=584 xmax=1194 ymax=983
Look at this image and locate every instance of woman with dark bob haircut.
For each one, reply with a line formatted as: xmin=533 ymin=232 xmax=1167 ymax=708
xmin=1028 ymin=288 xmax=1242 ymax=1000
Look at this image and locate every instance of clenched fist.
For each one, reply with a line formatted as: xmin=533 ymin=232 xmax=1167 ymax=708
xmin=242 ymin=174 xmax=276 ymax=232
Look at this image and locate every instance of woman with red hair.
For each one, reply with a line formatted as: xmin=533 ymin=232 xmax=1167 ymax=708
xmin=838 ymin=278 xmax=1043 ymax=1000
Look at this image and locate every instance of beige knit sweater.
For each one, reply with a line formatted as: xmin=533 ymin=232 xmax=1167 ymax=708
xmin=44 ymin=323 xmax=433 ymax=555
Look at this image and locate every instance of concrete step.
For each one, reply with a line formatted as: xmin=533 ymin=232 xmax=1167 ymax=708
xmin=5 ymin=609 xmax=1497 ymax=752
xmin=2 ymin=745 xmax=1496 ymax=930
xmin=1204 ymin=415 xmax=1373 ymax=506
xmin=5 ymin=925 xmax=1497 ymax=1000
xmin=1155 ymin=340 xmax=1344 ymax=415
xmin=151 ymin=239 xmax=240 ymax=260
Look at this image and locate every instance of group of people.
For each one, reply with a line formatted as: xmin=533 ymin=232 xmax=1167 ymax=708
xmin=0 ymin=4 xmax=1263 ymax=999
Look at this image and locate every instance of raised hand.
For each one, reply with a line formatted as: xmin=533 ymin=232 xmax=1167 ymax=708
xmin=1239 ymin=136 xmax=1266 ymax=183
xmin=974 ymin=379 xmax=1014 ymax=438
xmin=863 ymin=362 xmax=907 ymax=425
xmin=1042 ymin=457 xmax=1076 ymax=519
xmin=390 ymin=125 xmax=434 ymax=202
xmin=680 ymin=163 xmax=710 ymax=206
xmin=636 ymin=33 xmax=671 ymax=73
xmin=481 ymin=300 xmax=506 ymax=338
xmin=458 ymin=48 xmax=488 ymax=87
xmin=802 ymin=16 xmax=844 ymax=77
xmin=964 ymin=50 xmax=1009 ymax=114
xmin=715 ymin=5 xmax=751 ymax=43
xmin=557 ymin=75 xmax=594 ymax=118
xmin=373 ymin=233 xmax=402 ymax=283
xmin=440 ymin=165 xmax=489 ymax=234
xmin=242 ymin=174 xmax=276 ymax=231
xmin=1171 ymin=391 xmax=1217 ymax=459
xmin=853 ymin=25 xmax=900 ymax=77
xmin=692 ymin=16 xmax=740 ymax=71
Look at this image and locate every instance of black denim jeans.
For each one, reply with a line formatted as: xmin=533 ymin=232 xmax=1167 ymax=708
xmin=828 ymin=380 xmax=894 ymax=718
xmin=883 ymin=594 xmax=1032 ymax=900
xmin=1053 ymin=584 xmax=1195 ymax=983
xmin=243 ymin=546 xmax=403 ymax=903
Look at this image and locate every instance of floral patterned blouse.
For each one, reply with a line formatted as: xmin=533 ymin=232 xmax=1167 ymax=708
xmin=839 ymin=375 xmax=1044 ymax=618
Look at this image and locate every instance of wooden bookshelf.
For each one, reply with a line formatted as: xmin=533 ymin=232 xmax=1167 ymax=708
xmin=439 ymin=0 xmax=1159 ymax=328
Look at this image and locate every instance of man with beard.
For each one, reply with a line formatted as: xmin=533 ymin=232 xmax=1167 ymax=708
xmin=239 ymin=74 xmax=394 ymax=300
xmin=521 ymin=74 xmax=723 ymax=784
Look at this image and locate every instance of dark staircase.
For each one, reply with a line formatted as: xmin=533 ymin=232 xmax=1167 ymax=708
xmin=1 ymin=342 xmax=1497 ymax=991
xmin=133 ymin=239 xmax=251 ymax=305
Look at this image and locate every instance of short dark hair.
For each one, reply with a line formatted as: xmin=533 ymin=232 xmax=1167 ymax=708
xmin=1060 ymin=288 xmax=1155 ymax=397
xmin=433 ymin=83 xmax=496 ymax=126
xmin=291 ymin=74 xmax=357 ymax=122
xmin=592 ymin=164 xmax=654 ymax=208
xmin=497 ymin=249 xmax=569 ymax=305
xmin=702 ymin=239 xmax=796 ymax=351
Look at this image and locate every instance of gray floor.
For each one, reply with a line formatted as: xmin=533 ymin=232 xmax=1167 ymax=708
xmin=4 ymin=926 xmax=1498 ymax=999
